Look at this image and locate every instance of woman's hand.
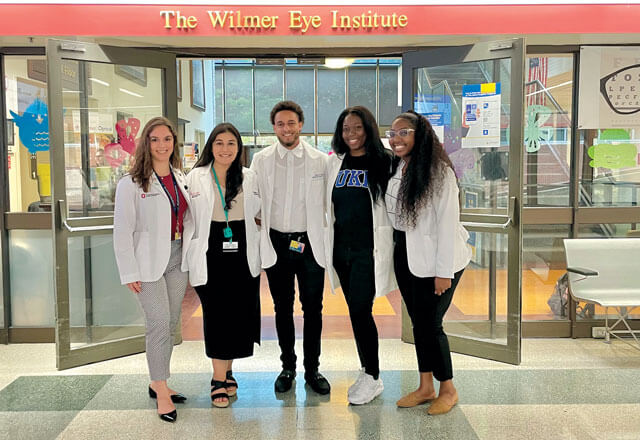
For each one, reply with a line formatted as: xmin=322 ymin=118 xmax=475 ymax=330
xmin=127 ymin=281 xmax=142 ymax=294
xmin=434 ymin=277 xmax=451 ymax=296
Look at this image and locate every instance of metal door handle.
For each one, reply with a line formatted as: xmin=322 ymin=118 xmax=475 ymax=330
xmin=58 ymin=200 xmax=114 ymax=233
xmin=462 ymin=196 xmax=516 ymax=233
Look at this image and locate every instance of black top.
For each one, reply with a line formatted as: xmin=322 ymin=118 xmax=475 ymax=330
xmin=331 ymin=154 xmax=374 ymax=250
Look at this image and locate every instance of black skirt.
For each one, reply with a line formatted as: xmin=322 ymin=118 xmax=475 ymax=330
xmin=194 ymin=220 xmax=260 ymax=360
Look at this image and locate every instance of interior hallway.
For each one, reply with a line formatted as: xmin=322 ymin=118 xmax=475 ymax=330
xmin=1 ymin=337 xmax=640 ymax=439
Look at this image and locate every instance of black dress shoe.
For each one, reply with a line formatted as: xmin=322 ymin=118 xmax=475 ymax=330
xmin=159 ymin=409 xmax=177 ymax=423
xmin=148 ymin=386 xmax=187 ymax=403
xmin=304 ymin=371 xmax=331 ymax=395
xmin=154 ymin=399 xmax=177 ymax=423
xmin=274 ymin=369 xmax=296 ymax=393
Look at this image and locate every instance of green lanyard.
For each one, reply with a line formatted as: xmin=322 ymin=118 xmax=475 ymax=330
xmin=211 ymin=165 xmax=233 ymax=241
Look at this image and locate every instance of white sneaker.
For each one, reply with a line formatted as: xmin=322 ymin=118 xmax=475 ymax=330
xmin=348 ymin=368 xmax=366 ymax=399
xmin=348 ymin=372 xmax=384 ymax=405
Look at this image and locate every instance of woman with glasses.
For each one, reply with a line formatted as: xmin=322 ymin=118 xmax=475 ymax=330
xmin=385 ymin=110 xmax=471 ymax=415
xmin=113 ymin=117 xmax=194 ymax=423
xmin=186 ymin=122 xmax=261 ymax=408
xmin=325 ymin=106 xmax=395 ymax=405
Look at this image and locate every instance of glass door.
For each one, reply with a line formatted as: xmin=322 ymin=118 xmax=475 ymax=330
xmin=402 ymin=39 xmax=525 ymax=364
xmin=47 ymin=40 xmax=177 ymax=369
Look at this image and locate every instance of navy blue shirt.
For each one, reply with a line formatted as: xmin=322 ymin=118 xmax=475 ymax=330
xmin=331 ymin=154 xmax=374 ymax=250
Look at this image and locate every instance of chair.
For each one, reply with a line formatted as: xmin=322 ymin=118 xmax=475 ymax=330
xmin=563 ymin=238 xmax=640 ymax=349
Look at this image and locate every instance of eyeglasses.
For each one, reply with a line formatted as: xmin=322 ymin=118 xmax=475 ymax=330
xmin=599 ymin=64 xmax=640 ymax=115
xmin=385 ymin=128 xmax=415 ymax=139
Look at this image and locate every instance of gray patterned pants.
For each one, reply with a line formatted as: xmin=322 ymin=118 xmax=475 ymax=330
xmin=136 ymin=240 xmax=188 ymax=381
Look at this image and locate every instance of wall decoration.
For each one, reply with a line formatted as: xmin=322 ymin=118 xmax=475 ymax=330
xmin=578 ymin=46 xmax=640 ymax=129
xmin=190 ymin=59 xmax=205 ymax=111
xmin=114 ymin=117 xmax=140 ymax=155
xmin=9 ymin=98 xmax=49 ymax=153
xmin=588 ymin=129 xmax=638 ymax=169
xmin=114 ymin=64 xmax=147 ymax=87
xmin=177 ymin=59 xmax=182 ymax=101
xmin=524 ymin=105 xmax=554 ymax=153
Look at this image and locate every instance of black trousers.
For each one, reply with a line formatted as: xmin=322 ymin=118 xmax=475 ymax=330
xmin=333 ymin=244 xmax=379 ymax=378
xmin=393 ymin=230 xmax=464 ymax=382
xmin=265 ymin=229 xmax=325 ymax=372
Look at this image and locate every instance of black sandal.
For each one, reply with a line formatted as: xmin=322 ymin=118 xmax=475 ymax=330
xmin=225 ymin=370 xmax=238 ymax=397
xmin=210 ymin=379 xmax=229 ymax=408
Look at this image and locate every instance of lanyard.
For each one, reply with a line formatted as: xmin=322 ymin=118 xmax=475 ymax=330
xmin=211 ymin=165 xmax=233 ymax=241
xmin=155 ymin=170 xmax=180 ymax=232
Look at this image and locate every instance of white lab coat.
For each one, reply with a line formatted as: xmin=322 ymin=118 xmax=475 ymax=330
xmin=113 ymin=168 xmax=195 ymax=284
xmin=250 ymin=140 xmax=328 ymax=269
xmin=186 ymin=166 xmax=261 ymax=286
xmin=385 ymin=164 xmax=471 ymax=278
xmin=324 ymin=153 xmax=396 ymax=297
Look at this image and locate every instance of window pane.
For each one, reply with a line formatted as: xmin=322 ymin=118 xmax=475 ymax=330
xmin=4 ymin=56 xmax=51 ymax=212
xmin=255 ymin=67 xmax=283 ymax=134
xmin=379 ymin=66 xmax=401 ymax=126
xmin=316 ymin=135 xmax=332 ymax=154
xmin=522 ymin=225 xmax=570 ymax=321
xmin=318 ymin=69 xmax=345 ymax=133
xmin=214 ymin=61 xmax=223 ymax=125
xmin=225 ymin=67 xmax=253 ymax=134
xmin=524 ymin=55 xmax=574 ymax=207
xmin=348 ymin=67 xmax=376 ymax=114
xmin=579 ymin=128 xmax=640 ymax=206
xmin=285 ymin=68 xmax=314 ymax=134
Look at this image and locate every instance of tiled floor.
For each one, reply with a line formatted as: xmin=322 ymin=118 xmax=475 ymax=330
xmin=2 ymin=338 xmax=640 ymax=439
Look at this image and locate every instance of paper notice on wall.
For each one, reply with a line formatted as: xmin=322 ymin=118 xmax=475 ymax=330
xmin=425 ymin=112 xmax=445 ymax=142
xmin=461 ymin=83 xmax=501 ymax=149
xmin=578 ymin=46 xmax=640 ymax=129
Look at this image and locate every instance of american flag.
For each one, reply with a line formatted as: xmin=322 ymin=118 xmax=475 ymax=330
xmin=526 ymin=57 xmax=548 ymax=106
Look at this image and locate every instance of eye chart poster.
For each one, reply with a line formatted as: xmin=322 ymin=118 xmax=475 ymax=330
xmin=578 ymin=46 xmax=640 ymax=129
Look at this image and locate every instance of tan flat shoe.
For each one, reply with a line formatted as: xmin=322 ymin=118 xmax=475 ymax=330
xmin=427 ymin=392 xmax=458 ymax=415
xmin=396 ymin=391 xmax=435 ymax=408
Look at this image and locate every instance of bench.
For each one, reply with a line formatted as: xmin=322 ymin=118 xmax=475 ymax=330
xmin=563 ymin=238 xmax=640 ymax=349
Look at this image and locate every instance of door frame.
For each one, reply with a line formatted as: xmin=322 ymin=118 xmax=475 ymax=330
xmin=401 ymin=38 xmax=525 ymax=365
xmin=47 ymin=39 xmax=177 ymax=369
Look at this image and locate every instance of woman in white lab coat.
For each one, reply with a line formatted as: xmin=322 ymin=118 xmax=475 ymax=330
xmin=113 ymin=116 xmax=194 ymax=423
xmin=385 ymin=110 xmax=471 ymax=415
xmin=186 ymin=122 xmax=261 ymax=408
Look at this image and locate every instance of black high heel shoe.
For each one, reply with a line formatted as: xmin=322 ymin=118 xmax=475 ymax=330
xmin=154 ymin=400 xmax=177 ymax=423
xmin=148 ymin=386 xmax=187 ymax=403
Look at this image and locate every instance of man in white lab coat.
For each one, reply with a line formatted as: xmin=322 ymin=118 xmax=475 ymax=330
xmin=250 ymin=101 xmax=330 ymax=395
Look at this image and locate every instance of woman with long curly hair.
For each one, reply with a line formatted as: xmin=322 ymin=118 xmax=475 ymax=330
xmin=385 ymin=110 xmax=471 ymax=415
xmin=325 ymin=106 xmax=394 ymax=405
xmin=186 ymin=122 xmax=261 ymax=408
xmin=113 ymin=116 xmax=195 ymax=422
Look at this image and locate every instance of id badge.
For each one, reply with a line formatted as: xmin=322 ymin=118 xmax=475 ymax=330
xmin=289 ymin=240 xmax=305 ymax=253
xmin=174 ymin=231 xmax=182 ymax=240
xmin=223 ymin=241 xmax=239 ymax=253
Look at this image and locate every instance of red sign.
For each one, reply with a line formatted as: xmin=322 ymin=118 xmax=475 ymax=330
xmin=0 ymin=4 xmax=638 ymax=36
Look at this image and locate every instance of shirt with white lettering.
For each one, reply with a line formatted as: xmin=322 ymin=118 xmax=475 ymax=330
xmin=331 ymin=154 xmax=373 ymax=250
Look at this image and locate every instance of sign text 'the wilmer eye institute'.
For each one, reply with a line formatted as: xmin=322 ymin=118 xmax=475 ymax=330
xmin=160 ymin=9 xmax=408 ymax=33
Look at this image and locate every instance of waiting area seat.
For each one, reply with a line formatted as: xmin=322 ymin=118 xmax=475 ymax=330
xmin=563 ymin=238 xmax=640 ymax=349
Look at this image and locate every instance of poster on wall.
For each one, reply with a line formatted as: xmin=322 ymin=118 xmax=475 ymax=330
xmin=425 ymin=113 xmax=445 ymax=141
xmin=578 ymin=46 xmax=640 ymax=129
xmin=414 ymin=94 xmax=457 ymax=149
xmin=461 ymin=83 xmax=501 ymax=149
